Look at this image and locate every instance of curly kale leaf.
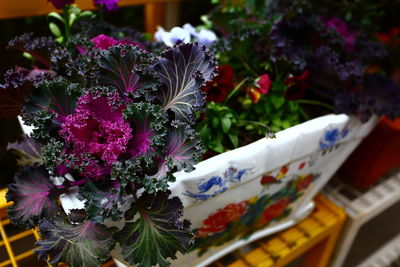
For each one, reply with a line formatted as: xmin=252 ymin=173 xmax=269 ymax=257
xmin=0 ymin=70 xmax=38 ymax=121
xmin=155 ymin=43 xmax=217 ymax=123
xmin=6 ymin=166 xmax=61 ymax=227
xmin=166 ymin=121 xmax=203 ymax=172
xmin=7 ymin=33 xmax=56 ymax=68
xmin=123 ymin=102 xmax=167 ymax=159
xmin=36 ymin=219 xmax=115 ymax=267
xmin=7 ymin=134 xmax=43 ymax=166
xmin=115 ymin=190 xmax=192 ymax=267
xmin=80 ymin=180 xmax=125 ymax=223
xmin=98 ymin=45 xmax=158 ymax=99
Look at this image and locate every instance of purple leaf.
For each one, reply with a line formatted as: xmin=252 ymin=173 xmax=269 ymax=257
xmin=115 ymin=190 xmax=192 ymax=267
xmin=155 ymin=43 xmax=217 ymax=122
xmin=7 ymin=33 xmax=56 ymax=68
xmin=36 ymin=219 xmax=115 ymax=267
xmin=6 ymin=166 xmax=60 ymax=227
xmin=0 ymin=70 xmax=36 ymax=121
xmin=7 ymin=134 xmax=42 ymax=166
xmin=98 ymin=45 xmax=156 ymax=98
xmin=123 ymin=102 xmax=166 ymax=159
xmin=166 ymin=122 xmax=203 ymax=172
xmin=24 ymin=78 xmax=79 ymax=125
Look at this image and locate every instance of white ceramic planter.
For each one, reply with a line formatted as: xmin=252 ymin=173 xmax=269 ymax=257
xmin=19 ymin=114 xmax=377 ymax=267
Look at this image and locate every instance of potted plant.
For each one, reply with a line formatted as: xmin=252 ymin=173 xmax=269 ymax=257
xmin=2 ymin=0 xmax=400 ymax=267
xmin=142 ymin=1 xmax=400 ymax=265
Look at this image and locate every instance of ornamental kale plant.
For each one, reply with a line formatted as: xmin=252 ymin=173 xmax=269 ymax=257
xmin=3 ymin=17 xmax=217 ymax=267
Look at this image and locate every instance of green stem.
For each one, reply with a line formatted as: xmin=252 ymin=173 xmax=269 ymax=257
xmin=63 ymin=5 xmax=71 ymax=45
xmin=223 ymin=77 xmax=248 ymax=104
xmin=98 ymin=5 xmax=104 ymax=21
xmin=240 ymin=120 xmax=276 ymax=138
xmin=294 ymin=99 xmax=335 ymax=111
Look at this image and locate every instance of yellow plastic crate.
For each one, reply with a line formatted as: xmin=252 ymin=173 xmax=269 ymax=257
xmin=210 ymin=194 xmax=347 ymax=267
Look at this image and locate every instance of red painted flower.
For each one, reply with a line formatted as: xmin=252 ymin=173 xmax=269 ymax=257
xmin=284 ymin=70 xmax=311 ymax=100
xmin=296 ymin=174 xmax=314 ymax=191
xmin=261 ymin=197 xmax=291 ymax=224
xmin=196 ymin=200 xmax=248 ymax=237
xmin=201 ymin=65 xmax=234 ymax=103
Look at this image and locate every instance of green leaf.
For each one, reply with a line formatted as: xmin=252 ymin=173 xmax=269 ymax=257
xmin=69 ymin=13 xmax=77 ymax=27
xmin=228 ymin=133 xmax=239 ymax=147
xmin=55 ymin=36 xmax=64 ymax=44
xmin=270 ymin=94 xmax=285 ymax=109
xmin=211 ymin=117 xmax=220 ymax=128
xmin=78 ymin=11 xmax=94 ymax=18
xmin=49 ymin=22 xmax=62 ymax=38
xmin=221 ymin=117 xmax=231 ymax=133
xmin=47 ymin=12 xmax=64 ymax=23
xmin=115 ymin=191 xmax=192 ymax=267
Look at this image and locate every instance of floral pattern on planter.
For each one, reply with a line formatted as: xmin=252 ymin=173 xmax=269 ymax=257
xmin=319 ymin=127 xmax=350 ymax=149
xmin=182 ymin=167 xmax=251 ymax=201
xmin=193 ymin=172 xmax=320 ymax=255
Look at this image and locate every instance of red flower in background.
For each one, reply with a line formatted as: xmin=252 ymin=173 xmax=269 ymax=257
xmin=201 ymin=65 xmax=234 ymax=103
xmin=260 ymin=197 xmax=290 ymax=225
xmin=284 ymin=70 xmax=311 ymax=100
xmin=375 ymin=27 xmax=400 ymax=47
xmin=196 ymin=200 xmax=248 ymax=237
xmin=256 ymin=74 xmax=272 ymax=94
xmin=247 ymin=73 xmax=272 ymax=104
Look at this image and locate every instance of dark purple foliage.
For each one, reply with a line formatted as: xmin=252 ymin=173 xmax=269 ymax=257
xmin=335 ymin=74 xmax=400 ymax=122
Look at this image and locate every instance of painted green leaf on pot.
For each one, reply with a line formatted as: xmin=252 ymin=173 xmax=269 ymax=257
xmin=116 ymin=190 xmax=192 ymax=267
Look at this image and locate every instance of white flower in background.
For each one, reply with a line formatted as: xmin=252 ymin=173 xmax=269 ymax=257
xmin=154 ymin=26 xmax=191 ymax=47
xmin=196 ymin=29 xmax=217 ymax=46
xmin=154 ymin=23 xmax=217 ymax=47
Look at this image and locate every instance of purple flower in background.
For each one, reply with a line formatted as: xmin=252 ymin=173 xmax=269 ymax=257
xmin=325 ymin=17 xmax=356 ymax=52
xmin=93 ymin=0 xmax=119 ymax=12
xmin=48 ymin=0 xmax=74 ymax=9
xmin=91 ymin=34 xmax=144 ymax=50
